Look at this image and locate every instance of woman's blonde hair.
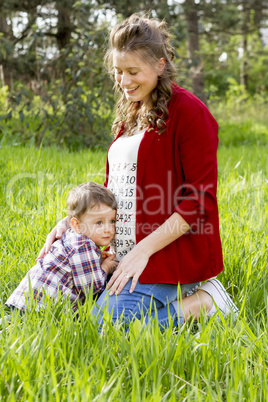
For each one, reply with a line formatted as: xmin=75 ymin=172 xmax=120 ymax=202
xmin=105 ymin=14 xmax=176 ymax=136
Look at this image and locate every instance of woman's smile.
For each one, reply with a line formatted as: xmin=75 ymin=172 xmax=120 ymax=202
xmin=113 ymin=51 xmax=160 ymax=106
xmin=125 ymin=86 xmax=139 ymax=94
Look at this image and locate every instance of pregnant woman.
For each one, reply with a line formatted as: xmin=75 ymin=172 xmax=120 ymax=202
xmin=39 ymin=15 xmax=238 ymax=328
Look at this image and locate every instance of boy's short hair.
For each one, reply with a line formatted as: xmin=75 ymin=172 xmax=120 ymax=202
xmin=67 ymin=182 xmax=117 ymax=220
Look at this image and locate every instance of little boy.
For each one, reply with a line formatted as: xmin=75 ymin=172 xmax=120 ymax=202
xmin=5 ymin=182 xmax=117 ymax=312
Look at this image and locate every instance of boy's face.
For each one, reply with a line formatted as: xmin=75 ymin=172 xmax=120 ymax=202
xmin=73 ymin=203 xmax=116 ymax=247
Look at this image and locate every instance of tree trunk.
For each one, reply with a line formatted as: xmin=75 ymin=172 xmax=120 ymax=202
xmin=56 ymin=1 xmax=72 ymax=50
xmin=0 ymin=15 xmax=14 ymax=90
xmin=240 ymin=33 xmax=248 ymax=89
xmin=1 ymin=60 xmax=13 ymax=90
xmin=184 ymin=0 xmax=206 ymax=104
xmin=55 ymin=1 xmax=73 ymax=83
xmin=240 ymin=0 xmax=249 ymax=89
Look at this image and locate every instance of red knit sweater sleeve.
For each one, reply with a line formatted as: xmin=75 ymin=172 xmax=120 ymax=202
xmin=173 ymin=106 xmax=219 ymax=229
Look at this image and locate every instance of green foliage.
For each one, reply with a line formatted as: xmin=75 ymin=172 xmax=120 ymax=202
xmin=203 ymin=31 xmax=268 ymax=99
xmin=224 ymin=77 xmax=250 ymax=105
xmin=0 ymin=55 xmax=115 ymax=149
xmin=0 ymin=85 xmax=9 ymax=112
xmin=209 ymin=78 xmax=268 ymax=147
xmin=0 ymin=1 xmax=116 ymax=150
xmin=218 ymin=119 xmax=268 ymax=147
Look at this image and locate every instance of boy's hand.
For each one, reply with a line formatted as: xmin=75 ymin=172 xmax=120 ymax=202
xmin=101 ymin=250 xmax=112 ymax=260
xmin=101 ymin=254 xmax=118 ymax=275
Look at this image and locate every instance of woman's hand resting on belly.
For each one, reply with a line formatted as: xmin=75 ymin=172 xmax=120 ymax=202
xmin=107 ymin=212 xmax=190 ymax=295
xmin=106 ymin=243 xmax=150 ymax=295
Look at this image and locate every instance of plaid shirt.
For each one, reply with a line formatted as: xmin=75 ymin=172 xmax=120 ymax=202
xmin=5 ymin=229 xmax=107 ymax=311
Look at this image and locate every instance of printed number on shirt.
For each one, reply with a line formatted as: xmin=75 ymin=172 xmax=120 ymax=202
xmin=120 ymin=175 xmax=136 ymax=184
xmin=118 ymin=249 xmax=131 ymax=257
xmin=111 ymin=187 xmax=134 ymax=198
xmin=116 ymin=213 xmax=133 ymax=223
xmin=115 ymin=227 xmax=132 ymax=236
xmin=125 ymin=239 xmax=135 ymax=247
xmin=118 ymin=200 xmax=133 ymax=210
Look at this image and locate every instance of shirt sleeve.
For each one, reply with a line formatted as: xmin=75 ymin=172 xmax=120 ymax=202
xmin=173 ymin=108 xmax=219 ymax=229
xmin=69 ymin=242 xmax=107 ymax=295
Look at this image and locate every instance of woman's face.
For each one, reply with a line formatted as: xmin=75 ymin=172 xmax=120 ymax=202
xmin=113 ymin=51 xmax=165 ymax=108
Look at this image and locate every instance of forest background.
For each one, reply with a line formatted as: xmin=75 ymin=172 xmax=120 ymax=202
xmin=0 ymin=0 xmax=268 ymax=150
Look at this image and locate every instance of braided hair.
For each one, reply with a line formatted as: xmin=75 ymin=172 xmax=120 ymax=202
xmin=105 ymin=14 xmax=177 ymax=136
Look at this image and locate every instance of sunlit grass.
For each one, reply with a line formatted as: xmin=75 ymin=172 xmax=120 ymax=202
xmin=0 ymin=131 xmax=267 ymax=399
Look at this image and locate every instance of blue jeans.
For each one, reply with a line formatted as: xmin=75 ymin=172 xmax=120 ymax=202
xmin=93 ymin=280 xmax=200 ymax=329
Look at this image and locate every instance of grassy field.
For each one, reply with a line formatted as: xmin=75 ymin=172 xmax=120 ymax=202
xmin=0 ymin=117 xmax=267 ymax=400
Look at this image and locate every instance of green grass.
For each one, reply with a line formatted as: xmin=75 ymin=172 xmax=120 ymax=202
xmin=0 ymin=121 xmax=267 ymax=400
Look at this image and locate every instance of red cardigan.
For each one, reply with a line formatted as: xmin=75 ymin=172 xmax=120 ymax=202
xmin=105 ymin=84 xmax=223 ymax=284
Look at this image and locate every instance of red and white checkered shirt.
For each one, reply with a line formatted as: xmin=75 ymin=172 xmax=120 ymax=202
xmin=5 ymin=229 xmax=107 ymax=311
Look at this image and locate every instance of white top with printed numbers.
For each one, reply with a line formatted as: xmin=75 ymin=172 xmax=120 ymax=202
xmin=107 ymin=127 xmax=146 ymax=261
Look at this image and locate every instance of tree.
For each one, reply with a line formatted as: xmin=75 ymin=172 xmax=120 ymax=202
xmin=198 ymin=0 xmax=268 ymax=92
xmin=0 ymin=9 xmax=15 ymax=89
xmin=183 ymin=0 xmax=206 ymax=103
xmin=0 ymin=0 xmax=116 ymax=148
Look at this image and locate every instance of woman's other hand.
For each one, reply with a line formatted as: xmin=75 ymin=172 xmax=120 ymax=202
xmin=101 ymin=253 xmax=118 ymax=275
xmin=37 ymin=217 xmax=70 ymax=260
xmin=107 ymin=245 xmax=149 ymax=295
